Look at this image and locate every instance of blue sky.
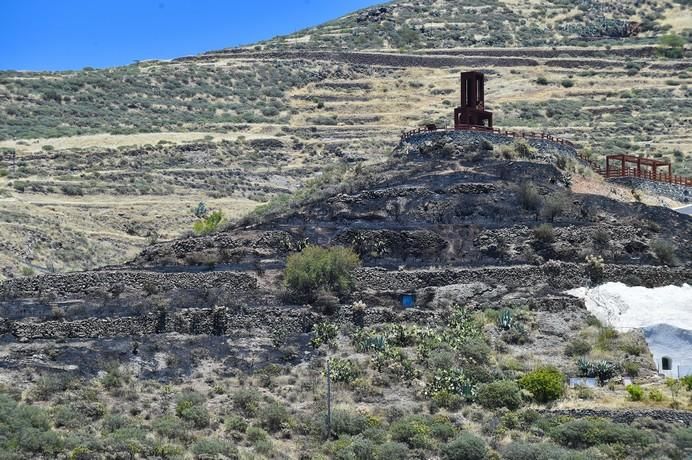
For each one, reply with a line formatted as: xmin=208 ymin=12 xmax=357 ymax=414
xmin=1 ymin=0 xmax=380 ymax=71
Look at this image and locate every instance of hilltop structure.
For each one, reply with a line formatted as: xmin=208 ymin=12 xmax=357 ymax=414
xmin=454 ymin=71 xmax=493 ymax=129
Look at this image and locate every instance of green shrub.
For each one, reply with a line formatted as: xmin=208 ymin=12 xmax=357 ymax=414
xmin=681 ymin=375 xmax=692 ymax=391
xmin=550 ymin=418 xmax=654 ymax=448
xmin=541 ymin=194 xmax=567 ymax=222
xmin=284 ymin=246 xmax=360 ymax=301
xmin=651 ymin=239 xmax=676 ymax=265
xmin=658 ymin=34 xmax=685 ymax=59
xmin=517 ymin=181 xmax=542 ymax=215
xmin=328 ymin=358 xmax=361 ymax=384
xmin=389 ymin=416 xmax=433 ymax=449
xmin=674 ymin=427 xmax=692 ymax=450
xmin=533 ymin=224 xmax=554 ymax=244
xmin=626 ymin=384 xmax=644 ymax=401
xmin=441 ymin=433 xmax=487 ymax=460
xmin=175 ymin=390 xmax=209 ymax=428
xmin=476 ymin=380 xmax=523 ymax=410
xmin=502 ymin=441 xmax=586 ymax=460
xmin=260 ymin=402 xmax=291 ymax=433
xmin=519 ymin=367 xmax=565 ymax=403
xmin=310 ymin=321 xmax=338 ymax=348
xmin=536 ymin=76 xmax=549 ymax=85
xmin=153 ymin=415 xmax=194 ymax=442
xmin=246 ymin=426 xmax=268 ymax=443
xmin=329 ymin=409 xmax=371 ymax=436
xmin=191 ymin=438 xmax=238 ymax=458
xmin=623 ymin=361 xmax=639 ymax=377
xmin=564 ymin=338 xmax=591 ymax=356
xmin=232 ymin=388 xmax=261 ymax=417
xmin=0 ymin=394 xmax=63 ymax=455
xmin=193 ymin=210 xmax=224 ymax=235
xmin=648 ymin=389 xmax=664 ymax=402
xmin=561 ymin=79 xmax=574 ymax=88
xmin=376 ymin=442 xmax=410 ymax=460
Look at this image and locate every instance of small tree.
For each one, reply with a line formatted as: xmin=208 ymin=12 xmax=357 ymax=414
xmin=519 ymin=366 xmax=565 ymax=403
xmin=541 ymin=194 xmax=567 ymax=222
xmin=658 ymin=34 xmax=685 ymax=59
xmin=285 ymin=246 xmax=360 ymax=302
xmin=517 ymin=181 xmax=542 ymax=219
xmin=193 ymin=210 xmax=223 ymax=235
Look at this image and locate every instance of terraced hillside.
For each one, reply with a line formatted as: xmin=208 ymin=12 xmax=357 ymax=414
xmin=0 ymin=0 xmax=690 ymax=279
xmin=1 ymin=134 xmax=691 ymax=459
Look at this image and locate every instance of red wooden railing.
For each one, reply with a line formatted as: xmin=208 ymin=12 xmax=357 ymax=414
xmin=601 ymin=167 xmax=692 ymax=187
xmin=400 ymin=124 xmax=576 ymax=148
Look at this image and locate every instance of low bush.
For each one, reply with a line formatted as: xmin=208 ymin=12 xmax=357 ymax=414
xmin=329 ymin=409 xmax=371 ymax=436
xmin=441 ymin=433 xmax=487 ymax=460
xmin=476 ymin=380 xmax=523 ymax=410
xmin=191 ymin=438 xmax=238 ymax=458
xmin=376 ymin=442 xmax=410 ymax=460
xmin=260 ymin=402 xmax=291 ymax=433
xmin=192 ymin=210 xmax=224 ymax=235
xmin=651 ymin=239 xmax=676 ymax=265
xmin=519 ymin=367 xmax=565 ymax=403
xmin=389 ymin=416 xmax=433 ymax=449
xmin=564 ymin=338 xmax=591 ymax=356
xmin=517 ymin=181 xmax=542 ymax=216
xmin=533 ymin=224 xmax=555 ymax=244
xmin=285 ymin=246 xmax=360 ymax=302
xmin=550 ymin=418 xmax=654 ymax=448
xmin=232 ymin=388 xmax=261 ymax=417
xmin=648 ymin=389 xmax=664 ymax=402
xmin=674 ymin=427 xmax=692 ymax=450
xmin=0 ymin=394 xmax=63 ymax=455
xmin=626 ymin=384 xmax=644 ymax=401
xmin=502 ymin=441 xmax=587 ymax=460
xmin=328 ymin=358 xmax=361 ymax=384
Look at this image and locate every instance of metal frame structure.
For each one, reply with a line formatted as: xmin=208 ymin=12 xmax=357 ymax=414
xmin=454 ymin=71 xmax=493 ymax=129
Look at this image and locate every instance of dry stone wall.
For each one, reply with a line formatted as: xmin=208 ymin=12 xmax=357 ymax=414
xmin=0 ymin=270 xmax=258 ymax=301
xmin=353 ymin=263 xmax=692 ymax=292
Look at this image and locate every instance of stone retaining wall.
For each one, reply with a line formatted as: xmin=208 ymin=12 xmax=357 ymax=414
xmin=609 ymin=177 xmax=691 ymax=203
xmin=540 ymin=408 xmax=692 ymax=425
xmin=2 ymin=305 xmax=439 ymax=341
xmin=400 ymin=130 xmax=578 ymax=158
xmin=0 ymin=271 xmax=258 ymax=301
xmin=353 ymin=263 xmax=692 ymax=292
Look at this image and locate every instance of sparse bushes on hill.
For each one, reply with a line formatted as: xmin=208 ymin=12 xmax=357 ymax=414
xmin=285 ymin=246 xmax=360 ymax=302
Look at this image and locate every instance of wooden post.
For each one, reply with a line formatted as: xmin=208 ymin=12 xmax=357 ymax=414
xmin=326 ymin=359 xmax=332 ymax=439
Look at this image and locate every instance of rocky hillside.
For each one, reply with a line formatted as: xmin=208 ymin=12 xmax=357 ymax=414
xmin=0 ymin=0 xmax=689 ymax=278
xmin=0 ymin=133 xmax=691 ymax=458
xmin=259 ymin=0 xmax=684 ymax=50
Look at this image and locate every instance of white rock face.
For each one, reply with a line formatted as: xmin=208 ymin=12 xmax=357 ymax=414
xmin=567 ymin=283 xmax=692 ymax=377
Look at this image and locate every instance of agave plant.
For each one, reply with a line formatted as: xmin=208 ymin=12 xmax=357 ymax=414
xmin=576 ymin=357 xmax=592 ymax=377
xmin=593 ymin=360 xmax=618 ymax=384
xmin=497 ymin=308 xmax=513 ymax=331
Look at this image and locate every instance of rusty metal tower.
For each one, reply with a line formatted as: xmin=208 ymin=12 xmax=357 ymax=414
xmin=454 ymin=71 xmax=493 ymax=129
